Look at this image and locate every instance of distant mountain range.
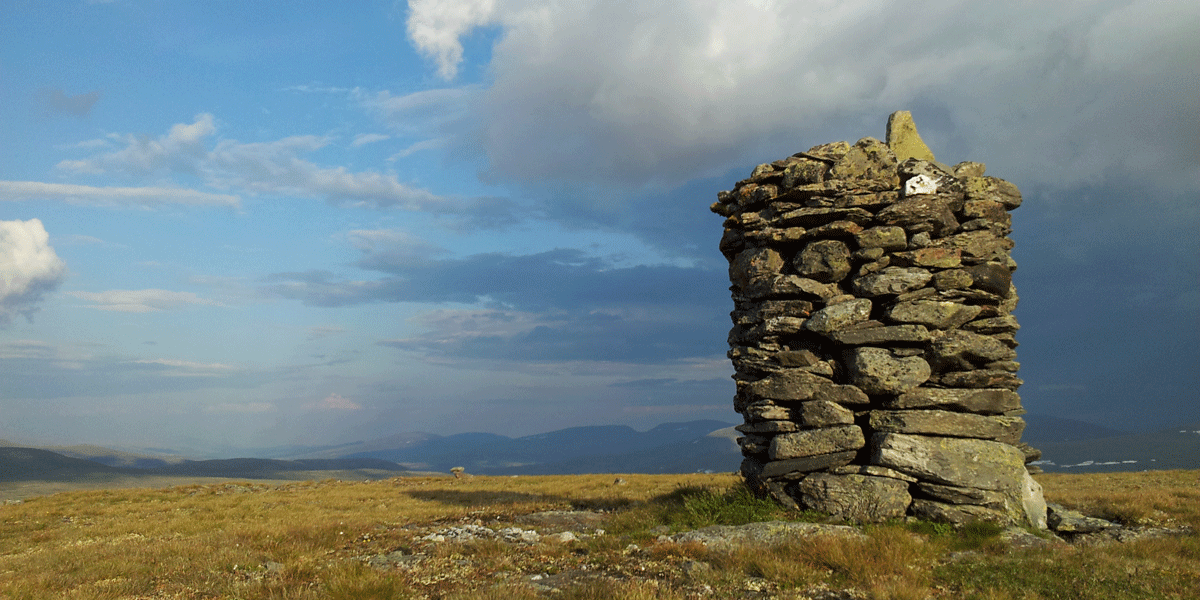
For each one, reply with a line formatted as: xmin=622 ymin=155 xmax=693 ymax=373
xmin=3 ymin=416 xmax=1198 ymax=486
xmin=0 ymin=420 xmax=742 ymax=484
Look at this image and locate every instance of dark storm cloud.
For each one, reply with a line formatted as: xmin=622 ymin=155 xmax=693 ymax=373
xmin=266 ymin=245 xmax=731 ymax=365
xmin=268 ymin=248 xmax=727 ymax=312
xmin=380 ymin=306 xmax=726 ymax=364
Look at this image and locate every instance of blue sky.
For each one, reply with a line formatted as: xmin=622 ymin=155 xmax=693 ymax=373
xmin=1 ymin=0 xmax=1197 ymax=455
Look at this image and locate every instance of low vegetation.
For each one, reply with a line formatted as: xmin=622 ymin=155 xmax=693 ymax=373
xmin=0 ymin=470 xmax=1197 ymax=599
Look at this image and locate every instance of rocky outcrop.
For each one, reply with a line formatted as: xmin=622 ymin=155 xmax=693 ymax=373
xmin=714 ymin=112 xmax=1045 ymax=528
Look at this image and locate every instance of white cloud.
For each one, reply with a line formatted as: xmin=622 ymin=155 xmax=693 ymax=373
xmin=311 ymin=393 xmax=362 ymax=411
xmin=351 ymin=133 xmax=391 ymax=147
xmin=0 ymin=181 xmax=240 ymax=208
xmin=0 ymin=219 xmax=68 ymax=325
xmin=407 ymin=0 xmax=499 ymax=80
xmin=346 ymin=228 xmax=444 ymax=265
xmin=130 ymin=358 xmax=240 ymax=376
xmin=52 ymin=114 xmax=448 ymax=211
xmin=59 ymin=113 xmax=215 ymax=176
xmin=67 ymin=289 xmax=223 ymax=313
xmin=403 ymin=0 xmax=1200 ymax=192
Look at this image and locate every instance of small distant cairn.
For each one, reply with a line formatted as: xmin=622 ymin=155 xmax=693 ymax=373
xmin=712 ymin=112 xmax=1046 ymax=527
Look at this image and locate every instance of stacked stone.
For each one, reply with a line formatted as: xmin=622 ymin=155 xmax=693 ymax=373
xmin=711 ymin=112 xmax=1046 ymax=528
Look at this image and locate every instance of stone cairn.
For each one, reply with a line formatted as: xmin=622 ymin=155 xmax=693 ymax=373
xmin=711 ymin=112 xmax=1047 ymax=528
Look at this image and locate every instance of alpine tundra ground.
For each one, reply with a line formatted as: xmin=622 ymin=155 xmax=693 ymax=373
xmin=1 ymin=470 xmax=1197 ymax=599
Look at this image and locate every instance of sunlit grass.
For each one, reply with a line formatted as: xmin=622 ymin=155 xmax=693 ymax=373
xmin=0 ymin=470 xmax=1196 ymax=599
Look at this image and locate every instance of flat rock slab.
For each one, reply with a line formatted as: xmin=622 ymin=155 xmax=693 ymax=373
xmin=884 ymin=388 xmax=1021 ymax=415
xmin=770 ymin=425 xmax=865 ymax=461
xmin=871 ymin=432 xmax=1026 ymax=492
xmin=868 ymin=409 xmax=1025 ymax=444
xmin=664 ymin=521 xmax=865 ymax=550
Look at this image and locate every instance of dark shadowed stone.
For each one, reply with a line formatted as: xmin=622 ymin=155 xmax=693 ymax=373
xmin=778 ymin=207 xmax=874 ymax=228
xmin=794 ymin=240 xmax=852 ymax=282
xmin=928 ymin=330 xmax=1017 ymax=370
xmin=910 ymin=499 xmax=1014 ymax=525
xmin=854 ymin=225 xmax=908 ymax=250
xmin=896 ymin=286 xmax=938 ymax=302
xmin=938 ymin=370 xmax=1023 ymax=390
xmin=738 ymin=434 xmax=771 ymax=455
xmin=868 ymin=410 xmax=1025 ymax=444
xmin=961 ymin=315 xmax=1020 ymax=334
xmin=763 ymin=481 xmax=801 ymax=510
xmin=885 ymin=301 xmax=982 ymax=330
xmin=829 ymin=137 xmax=899 ymax=185
xmin=798 ymin=472 xmax=912 ymax=522
xmin=964 ymin=176 xmax=1022 ymax=209
xmin=735 ymin=421 xmax=800 ymax=434
xmin=885 ymin=388 xmax=1022 ymax=415
xmin=804 ymin=298 xmax=872 ymax=334
xmin=747 ymin=299 xmax=816 ymax=321
xmin=965 ymin=263 xmax=1013 ymax=297
xmin=876 ymin=195 xmax=960 ymax=237
xmin=719 ymin=228 xmax=745 ymax=260
xmin=830 ymin=324 xmax=931 ymax=345
xmin=914 ymin=481 xmax=1011 ymax=508
xmin=730 ymin=248 xmax=783 ymax=292
xmin=871 ymin=433 xmax=1026 ymax=492
xmin=770 ymin=425 xmax=865 ymax=460
xmin=851 ymin=267 xmax=932 ymax=296
xmin=759 ymin=451 xmax=858 ymax=479
xmin=846 ymin=348 xmax=930 ymax=394
xmin=890 ymin=248 xmax=962 ymax=269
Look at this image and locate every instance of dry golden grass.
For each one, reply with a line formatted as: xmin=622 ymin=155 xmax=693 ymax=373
xmin=1038 ymin=470 xmax=1200 ymax=528
xmin=0 ymin=470 xmax=1196 ymax=599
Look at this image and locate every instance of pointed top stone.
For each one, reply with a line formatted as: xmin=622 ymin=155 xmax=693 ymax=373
xmin=886 ymin=111 xmax=936 ymax=162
